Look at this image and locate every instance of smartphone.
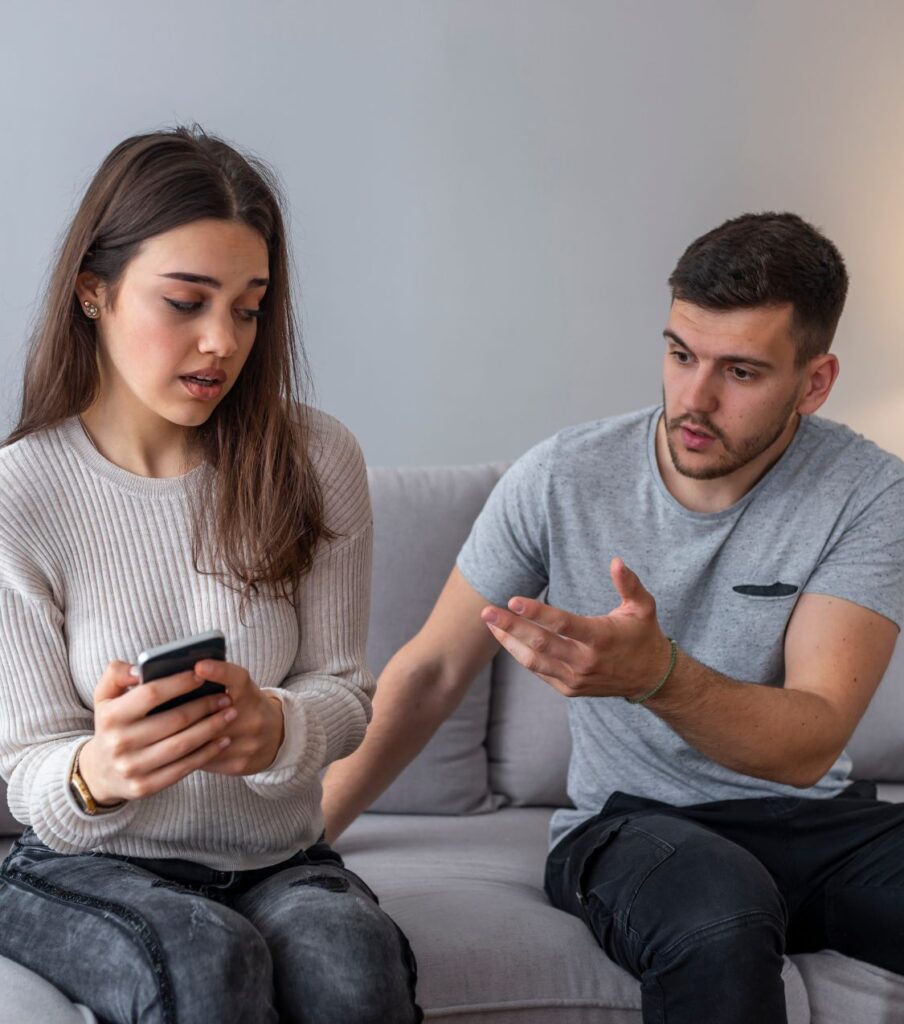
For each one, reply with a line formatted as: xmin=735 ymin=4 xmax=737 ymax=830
xmin=137 ymin=630 xmax=227 ymax=716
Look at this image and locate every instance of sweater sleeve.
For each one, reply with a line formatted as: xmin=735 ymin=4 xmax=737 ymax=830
xmin=243 ymin=411 xmax=375 ymax=800
xmin=0 ymin=586 xmax=140 ymax=847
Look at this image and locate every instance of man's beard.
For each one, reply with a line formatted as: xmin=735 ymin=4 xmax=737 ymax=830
xmin=663 ymin=389 xmax=800 ymax=481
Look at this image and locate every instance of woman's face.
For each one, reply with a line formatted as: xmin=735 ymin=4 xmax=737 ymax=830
xmin=79 ymin=218 xmax=269 ymax=430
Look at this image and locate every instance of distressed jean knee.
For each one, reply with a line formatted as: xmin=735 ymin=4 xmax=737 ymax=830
xmin=164 ymin=899 xmax=276 ymax=1024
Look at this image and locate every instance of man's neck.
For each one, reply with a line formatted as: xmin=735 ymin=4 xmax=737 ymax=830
xmin=654 ymin=414 xmax=801 ymax=514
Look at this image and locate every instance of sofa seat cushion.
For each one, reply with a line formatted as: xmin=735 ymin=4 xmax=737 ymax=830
xmin=0 ymin=955 xmax=97 ymax=1024
xmin=792 ymin=950 xmax=904 ymax=1024
xmin=339 ymin=809 xmax=810 ymax=1023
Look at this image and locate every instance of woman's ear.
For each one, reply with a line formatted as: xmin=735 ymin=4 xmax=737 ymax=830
xmin=797 ymin=354 xmax=840 ymax=416
xmin=74 ymin=271 xmax=105 ymax=310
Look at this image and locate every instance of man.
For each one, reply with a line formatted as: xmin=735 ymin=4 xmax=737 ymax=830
xmin=322 ymin=213 xmax=904 ymax=1024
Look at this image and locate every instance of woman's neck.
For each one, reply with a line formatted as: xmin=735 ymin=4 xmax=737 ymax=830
xmin=79 ymin=401 xmax=201 ymax=479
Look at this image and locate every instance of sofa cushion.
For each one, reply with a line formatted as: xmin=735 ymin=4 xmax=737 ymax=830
xmin=339 ymin=808 xmax=811 ymax=1023
xmin=0 ymin=791 xmax=16 ymax=838
xmin=792 ymin=950 xmax=904 ymax=1024
xmin=0 ymin=956 xmax=97 ymax=1024
xmin=488 ymin=653 xmax=572 ymax=808
xmin=363 ymin=465 xmax=503 ymax=815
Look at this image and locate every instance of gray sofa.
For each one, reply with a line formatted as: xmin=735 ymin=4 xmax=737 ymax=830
xmin=2 ymin=462 xmax=904 ymax=1023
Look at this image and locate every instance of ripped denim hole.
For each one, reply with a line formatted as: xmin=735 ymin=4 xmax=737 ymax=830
xmin=290 ymin=874 xmax=350 ymax=893
xmin=150 ymin=879 xmax=190 ymax=894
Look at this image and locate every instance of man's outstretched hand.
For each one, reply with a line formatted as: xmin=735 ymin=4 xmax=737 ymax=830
xmin=480 ymin=557 xmax=674 ymax=700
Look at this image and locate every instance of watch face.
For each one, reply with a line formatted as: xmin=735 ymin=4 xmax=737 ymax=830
xmin=70 ymin=768 xmax=96 ymax=815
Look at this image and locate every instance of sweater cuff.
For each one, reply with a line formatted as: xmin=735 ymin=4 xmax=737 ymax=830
xmin=30 ymin=741 xmax=139 ymax=852
xmin=243 ymin=689 xmax=324 ymax=799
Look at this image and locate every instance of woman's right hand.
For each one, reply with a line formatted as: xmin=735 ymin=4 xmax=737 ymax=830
xmin=77 ymin=660 xmax=238 ymax=805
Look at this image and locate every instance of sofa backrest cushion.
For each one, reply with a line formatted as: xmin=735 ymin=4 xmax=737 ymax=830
xmin=363 ymin=464 xmax=503 ymax=815
xmin=488 ymin=652 xmax=572 ymax=807
xmin=0 ymin=794 xmax=15 ymax=837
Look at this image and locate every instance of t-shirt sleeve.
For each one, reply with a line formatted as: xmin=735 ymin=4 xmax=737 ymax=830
xmin=803 ymin=473 xmax=904 ymax=629
xmin=456 ymin=435 xmax=554 ymax=606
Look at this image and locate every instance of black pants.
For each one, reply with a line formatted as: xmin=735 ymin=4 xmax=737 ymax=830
xmin=545 ymin=782 xmax=904 ymax=1024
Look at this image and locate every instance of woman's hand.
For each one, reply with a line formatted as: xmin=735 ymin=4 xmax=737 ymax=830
xmin=78 ymin=660 xmax=237 ymax=805
xmin=192 ymin=659 xmax=286 ymax=776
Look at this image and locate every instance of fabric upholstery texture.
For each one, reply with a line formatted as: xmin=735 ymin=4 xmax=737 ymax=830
xmin=363 ymin=464 xmax=503 ymax=816
xmin=845 ymin=637 xmax=904 ymax=780
xmin=0 ymin=955 xmax=96 ymax=1024
xmin=487 ymin=653 xmax=572 ymax=808
xmin=339 ymin=809 xmax=811 ymax=1023
xmin=792 ymin=951 xmax=904 ymax=1024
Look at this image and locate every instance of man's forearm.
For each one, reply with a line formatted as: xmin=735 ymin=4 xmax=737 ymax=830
xmin=321 ymin=646 xmax=466 ymax=841
xmin=644 ymin=650 xmax=845 ymax=788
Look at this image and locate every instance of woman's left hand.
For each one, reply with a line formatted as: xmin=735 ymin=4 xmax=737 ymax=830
xmin=193 ymin=660 xmax=285 ymax=775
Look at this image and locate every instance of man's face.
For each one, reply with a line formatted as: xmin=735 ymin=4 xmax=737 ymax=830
xmin=661 ymin=300 xmax=806 ymax=481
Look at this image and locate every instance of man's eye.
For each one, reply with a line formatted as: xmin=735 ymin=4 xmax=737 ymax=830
xmin=731 ymin=367 xmax=755 ymax=382
xmin=165 ymin=298 xmax=202 ymax=313
xmin=670 ymin=350 xmax=691 ymax=364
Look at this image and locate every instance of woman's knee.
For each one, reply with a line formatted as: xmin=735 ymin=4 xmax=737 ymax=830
xmin=162 ymin=899 xmax=275 ymax=1024
xmin=256 ymin=878 xmax=420 ymax=1023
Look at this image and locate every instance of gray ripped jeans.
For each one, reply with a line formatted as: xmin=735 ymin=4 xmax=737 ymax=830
xmin=0 ymin=828 xmax=422 ymax=1024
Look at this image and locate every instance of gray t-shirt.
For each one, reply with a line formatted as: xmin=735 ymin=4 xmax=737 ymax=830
xmin=456 ymin=407 xmax=904 ymax=848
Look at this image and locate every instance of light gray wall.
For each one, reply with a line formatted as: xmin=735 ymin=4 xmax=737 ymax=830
xmin=2 ymin=1 xmax=902 ymax=465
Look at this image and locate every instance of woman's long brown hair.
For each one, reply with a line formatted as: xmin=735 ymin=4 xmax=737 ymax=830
xmin=4 ymin=126 xmax=331 ymax=609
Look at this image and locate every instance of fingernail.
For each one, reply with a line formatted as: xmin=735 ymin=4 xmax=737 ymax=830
xmin=129 ymin=666 xmax=139 ymax=678
xmin=219 ymin=737 xmax=231 ymax=748
xmin=510 ymin=599 xmax=524 ymax=613
xmin=223 ymin=708 xmax=238 ymax=723
xmin=217 ymin=696 xmax=231 ymax=709
xmin=484 ymin=609 xmax=498 ymax=624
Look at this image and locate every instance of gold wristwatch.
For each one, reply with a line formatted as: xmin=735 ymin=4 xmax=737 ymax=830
xmin=70 ymin=745 xmax=122 ymax=815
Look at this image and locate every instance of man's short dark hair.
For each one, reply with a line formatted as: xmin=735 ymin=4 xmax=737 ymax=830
xmin=668 ymin=212 xmax=848 ymax=367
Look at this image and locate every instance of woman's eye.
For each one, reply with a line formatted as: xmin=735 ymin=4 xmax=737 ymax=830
xmin=165 ymin=298 xmax=202 ymax=314
xmin=237 ymin=308 xmax=264 ymax=322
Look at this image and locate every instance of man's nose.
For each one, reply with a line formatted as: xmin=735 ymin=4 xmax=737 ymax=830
xmin=684 ymin=369 xmax=719 ymax=414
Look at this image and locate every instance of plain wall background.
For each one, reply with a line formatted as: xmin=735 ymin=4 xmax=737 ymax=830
xmin=2 ymin=0 xmax=902 ymax=466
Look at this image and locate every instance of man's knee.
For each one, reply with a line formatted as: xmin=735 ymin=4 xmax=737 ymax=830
xmin=574 ymin=813 xmax=786 ymax=972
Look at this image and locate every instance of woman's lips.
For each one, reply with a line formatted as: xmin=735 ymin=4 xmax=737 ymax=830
xmin=180 ymin=377 xmax=223 ymax=401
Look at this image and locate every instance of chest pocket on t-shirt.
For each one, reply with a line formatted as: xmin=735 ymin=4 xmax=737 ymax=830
xmin=732 ymin=582 xmax=799 ymax=599
xmin=720 ymin=582 xmax=802 ymax=684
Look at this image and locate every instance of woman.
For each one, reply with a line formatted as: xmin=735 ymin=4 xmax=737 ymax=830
xmin=0 ymin=127 xmax=421 ymax=1024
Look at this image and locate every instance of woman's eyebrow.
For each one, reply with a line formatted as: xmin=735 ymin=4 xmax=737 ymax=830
xmin=158 ymin=272 xmax=269 ymax=288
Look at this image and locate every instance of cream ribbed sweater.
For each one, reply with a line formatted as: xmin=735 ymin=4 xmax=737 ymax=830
xmin=0 ymin=408 xmax=373 ymax=870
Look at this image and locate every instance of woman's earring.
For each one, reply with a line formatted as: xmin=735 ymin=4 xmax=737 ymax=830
xmin=83 ymin=301 xmax=100 ymax=320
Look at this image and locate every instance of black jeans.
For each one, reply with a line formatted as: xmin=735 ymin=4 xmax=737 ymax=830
xmin=545 ymin=782 xmax=904 ymax=1024
xmin=0 ymin=829 xmax=422 ymax=1024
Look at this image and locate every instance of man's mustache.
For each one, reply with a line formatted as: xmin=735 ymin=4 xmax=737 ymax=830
xmin=667 ymin=413 xmax=728 ymax=447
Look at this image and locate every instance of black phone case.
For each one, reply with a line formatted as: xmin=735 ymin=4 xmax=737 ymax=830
xmin=144 ymin=636 xmax=227 ymax=715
